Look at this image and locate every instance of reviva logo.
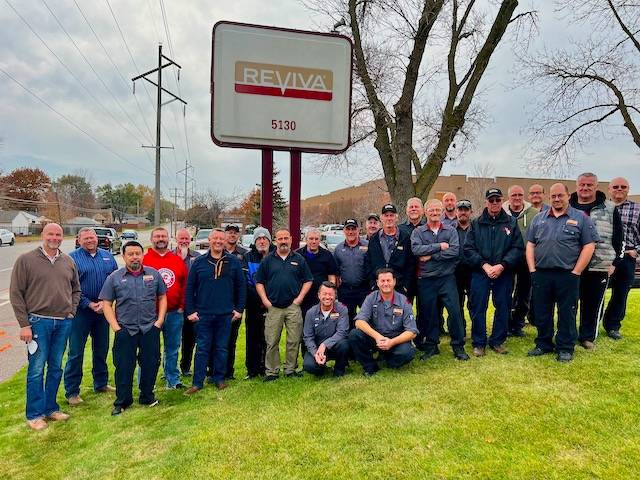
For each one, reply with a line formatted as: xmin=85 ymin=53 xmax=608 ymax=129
xmin=234 ymin=61 xmax=333 ymax=101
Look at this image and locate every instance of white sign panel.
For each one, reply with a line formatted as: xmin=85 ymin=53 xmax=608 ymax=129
xmin=211 ymin=22 xmax=352 ymax=153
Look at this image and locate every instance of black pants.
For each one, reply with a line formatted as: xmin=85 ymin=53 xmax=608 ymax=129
xmin=531 ymin=270 xmax=580 ymax=353
xmin=578 ymin=270 xmax=609 ymax=342
xmin=113 ymin=327 xmax=161 ymax=408
xmin=455 ymin=267 xmax=472 ymax=332
xmin=509 ymin=260 xmax=531 ymax=332
xmin=604 ymin=254 xmax=636 ymax=331
xmin=179 ymin=312 xmax=196 ymax=374
xmin=337 ymin=284 xmax=368 ymax=329
xmin=417 ymin=275 xmax=465 ymax=350
xmin=245 ymin=303 xmax=266 ymax=377
xmin=348 ymin=329 xmax=415 ymax=374
xmin=302 ymin=339 xmax=350 ymax=376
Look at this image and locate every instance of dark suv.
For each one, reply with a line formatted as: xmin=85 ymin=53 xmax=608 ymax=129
xmin=75 ymin=227 xmax=122 ymax=254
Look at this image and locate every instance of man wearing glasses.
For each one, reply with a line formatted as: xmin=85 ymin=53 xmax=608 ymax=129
xmin=463 ymin=188 xmax=523 ymax=357
xmin=603 ymin=177 xmax=639 ymax=340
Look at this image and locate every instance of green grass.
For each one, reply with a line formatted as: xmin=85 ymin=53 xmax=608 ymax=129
xmin=2 ymin=292 xmax=640 ymax=479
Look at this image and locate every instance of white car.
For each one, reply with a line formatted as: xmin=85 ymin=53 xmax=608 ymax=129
xmin=0 ymin=228 xmax=16 ymax=246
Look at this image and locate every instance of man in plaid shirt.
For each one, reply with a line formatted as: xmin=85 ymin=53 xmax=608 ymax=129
xmin=603 ymin=177 xmax=639 ymax=339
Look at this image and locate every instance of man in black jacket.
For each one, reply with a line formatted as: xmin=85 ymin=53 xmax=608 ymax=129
xmin=366 ymin=204 xmax=416 ymax=297
xmin=464 ymin=189 xmax=524 ymax=357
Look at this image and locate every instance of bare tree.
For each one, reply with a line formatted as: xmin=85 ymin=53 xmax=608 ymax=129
xmin=304 ymin=0 xmax=534 ymax=208
xmin=466 ymin=161 xmax=496 ymax=214
xmin=524 ymin=0 xmax=639 ymax=170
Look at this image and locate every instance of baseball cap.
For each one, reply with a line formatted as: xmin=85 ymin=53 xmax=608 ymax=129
xmin=485 ymin=188 xmax=503 ymax=199
xmin=367 ymin=213 xmax=380 ymax=221
xmin=224 ymin=224 xmax=240 ymax=232
xmin=381 ymin=204 xmax=397 ymax=214
xmin=456 ymin=199 xmax=472 ymax=209
xmin=344 ymin=218 xmax=358 ymax=228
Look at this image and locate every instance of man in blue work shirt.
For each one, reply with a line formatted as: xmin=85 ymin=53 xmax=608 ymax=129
xmin=455 ymin=199 xmax=474 ymax=331
xmin=527 ymin=183 xmax=598 ymax=362
xmin=100 ymin=241 xmax=167 ymax=416
xmin=334 ymin=218 xmax=369 ymax=327
xmin=184 ymin=229 xmax=246 ymax=393
xmin=302 ymin=282 xmax=350 ymax=377
xmin=349 ymin=268 xmax=418 ymax=376
xmin=411 ymin=199 xmax=469 ymax=361
xmin=464 ymin=188 xmax=524 ymax=357
xmin=64 ymin=227 xmax=118 ymax=405
xmin=256 ymin=228 xmax=313 ymax=381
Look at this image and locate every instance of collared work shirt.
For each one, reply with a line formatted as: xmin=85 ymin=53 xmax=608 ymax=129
xmin=303 ymin=302 xmax=349 ymax=355
xmin=70 ymin=247 xmax=118 ymax=309
xmin=255 ymin=250 xmax=313 ymax=308
xmin=355 ymin=290 xmax=418 ymax=338
xmin=527 ymin=206 xmax=599 ymax=270
xmin=380 ymin=230 xmax=399 ymax=264
xmin=99 ymin=266 xmax=167 ymax=335
xmin=334 ymin=239 xmax=369 ymax=286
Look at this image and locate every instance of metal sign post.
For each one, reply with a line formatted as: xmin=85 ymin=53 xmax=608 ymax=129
xmin=261 ymin=149 xmax=274 ymax=233
xmin=289 ymin=151 xmax=302 ymax=249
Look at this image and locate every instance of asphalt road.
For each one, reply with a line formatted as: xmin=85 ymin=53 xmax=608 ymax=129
xmin=0 ymin=226 xmax=164 ymax=382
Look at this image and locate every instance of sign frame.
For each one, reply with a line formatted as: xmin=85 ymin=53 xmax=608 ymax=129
xmin=210 ymin=21 xmax=353 ymax=154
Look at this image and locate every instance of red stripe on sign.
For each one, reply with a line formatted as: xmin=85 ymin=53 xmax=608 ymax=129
xmin=235 ymin=84 xmax=332 ymax=101
xmin=0 ymin=344 xmax=11 ymax=352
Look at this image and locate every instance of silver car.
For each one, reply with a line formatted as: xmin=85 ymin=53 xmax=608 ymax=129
xmin=0 ymin=228 xmax=16 ymax=246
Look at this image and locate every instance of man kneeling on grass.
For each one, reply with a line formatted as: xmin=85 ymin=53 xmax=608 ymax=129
xmin=348 ymin=268 xmax=418 ymax=376
xmin=302 ymin=281 xmax=350 ymax=377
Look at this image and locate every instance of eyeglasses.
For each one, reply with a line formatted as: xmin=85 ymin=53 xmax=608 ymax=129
xmin=611 ymin=185 xmax=628 ymax=190
xmin=529 ymin=191 xmax=543 ymax=195
xmin=487 ymin=197 xmax=502 ymax=204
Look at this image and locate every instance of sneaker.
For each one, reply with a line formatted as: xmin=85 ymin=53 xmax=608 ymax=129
xmin=263 ymin=375 xmax=279 ymax=382
xmin=27 ymin=418 xmax=48 ymax=431
xmin=184 ymin=386 xmax=201 ymax=396
xmin=285 ymin=371 xmax=303 ymax=378
xmin=420 ymin=347 xmax=440 ymax=361
xmin=580 ymin=340 xmax=595 ymax=350
xmin=181 ymin=370 xmax=193 ymax=377
xmin=607 ymin=330 xmax=622 ymax=340
xmin=111 ymin=406 xmax=125 ymax=416
xmin=453 ymin=349 xmax=470 ymax=361
xmin=95 ymin=385 xmax=116 ymax=393
xmin=490 ymin=344 xmax=508 ymax=355
xmin=527 ymin=347 xmax=551 ymax=357
xmin=472 ymin=347 xmax=486 ymax=357
xmin=67 ymin=395 xmax=83 ymax=406
xmin=556 ymin=351 xmax=573 ymax=363
xmin=46 ymin=411 xmax=70 ymax=422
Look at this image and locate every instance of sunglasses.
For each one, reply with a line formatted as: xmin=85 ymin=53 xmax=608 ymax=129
xmin=611 ymin=185 xmax=628 ymax=190
xmin=487 ymin=197 xmax=502 ymax=204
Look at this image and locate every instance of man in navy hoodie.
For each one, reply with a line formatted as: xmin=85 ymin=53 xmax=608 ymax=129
xmin=184 ymin=229 xmax=246 ymax=393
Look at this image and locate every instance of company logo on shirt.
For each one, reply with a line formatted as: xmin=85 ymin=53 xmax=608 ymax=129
xmin=234 ymin=61 xmax=333 ymax=101
xmin=158 ymin=268 xmax=176 ymax=288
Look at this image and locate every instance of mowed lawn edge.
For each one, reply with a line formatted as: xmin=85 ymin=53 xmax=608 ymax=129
xmin=1 ymin=291 xmax=639 ymax=479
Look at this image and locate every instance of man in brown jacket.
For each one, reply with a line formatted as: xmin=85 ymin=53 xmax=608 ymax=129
xmin=10 ymin=223 xmax=81 ymax=430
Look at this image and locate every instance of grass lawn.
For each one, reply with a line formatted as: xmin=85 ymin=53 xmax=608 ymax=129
xmin=1 ymin=291 xmax=640 ymax=479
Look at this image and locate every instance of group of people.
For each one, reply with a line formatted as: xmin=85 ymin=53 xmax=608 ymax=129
xmin=10 ymin=174 xmax=639 ymax=430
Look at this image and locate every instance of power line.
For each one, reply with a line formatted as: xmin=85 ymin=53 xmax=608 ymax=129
xmin=0 ymin=67 xmax=154 ymax=175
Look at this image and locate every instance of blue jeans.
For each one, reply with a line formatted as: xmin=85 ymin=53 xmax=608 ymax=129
xmin=470 ymin=271 xmax=513 ymax=348
xmin=162 ymin=310 xmax=184 ymax=387
xmin=63 ymin=307 xmax=110 ymax=397
xmin=26 ymin=315 xmax=72 ymax=420
xmin=193 ymin=314 xmax=232 ymax=387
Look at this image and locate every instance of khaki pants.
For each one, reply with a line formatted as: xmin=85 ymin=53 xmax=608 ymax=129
xmin=264 ymin=304 xmax=302 ymax=375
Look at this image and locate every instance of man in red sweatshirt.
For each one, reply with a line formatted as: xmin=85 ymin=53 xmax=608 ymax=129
xmin=143 ymin=227 xmax=187 ymax=389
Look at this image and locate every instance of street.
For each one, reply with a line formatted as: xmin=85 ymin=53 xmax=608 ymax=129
xmin=0 ymin=226 xmax=164 ymax=382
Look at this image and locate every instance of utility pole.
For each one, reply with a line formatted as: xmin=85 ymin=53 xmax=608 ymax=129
xmin=132 ymin=44 xmax=187 ymax=226
xmin=177 ymin=160 xmax=193 ymax=218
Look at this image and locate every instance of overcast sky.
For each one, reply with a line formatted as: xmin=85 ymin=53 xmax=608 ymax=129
xmin=1 ymin=1 xmax=638 ymax=205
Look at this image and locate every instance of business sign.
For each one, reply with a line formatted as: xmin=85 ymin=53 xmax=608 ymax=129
xmin=211 ymin=22 xmax=352 ymax=153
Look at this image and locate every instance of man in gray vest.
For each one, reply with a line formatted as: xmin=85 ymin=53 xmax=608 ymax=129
xmin=569 ymin=173 xmax=623 ymax=349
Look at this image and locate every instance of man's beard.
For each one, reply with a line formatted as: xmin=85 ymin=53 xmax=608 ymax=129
xmin=45 ymin=240 xmax=61 ymax=250
xmin=129 ymin=261 xmax=141 ymax=271
xmin=278 ymin=244 xmax=290 ymax=253
xmin=154 ymin=241 xmax=168 ymax=249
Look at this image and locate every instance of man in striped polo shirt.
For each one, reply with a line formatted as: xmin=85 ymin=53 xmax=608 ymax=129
xmin=64 ymin=227 xmax=118 ymax=405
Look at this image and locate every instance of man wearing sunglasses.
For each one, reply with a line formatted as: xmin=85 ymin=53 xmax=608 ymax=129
xmin=463 ymin=188 xmax=523 ymax=357
xmin=603 ymin=177 xmax=639 ymax=340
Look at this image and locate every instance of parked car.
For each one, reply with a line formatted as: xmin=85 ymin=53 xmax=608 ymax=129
xmin=195 ymin=228 xmax=213 ymax=250
xmin=321 ymin=232 xmax=345 ymax=252
xmin=0 ymin=228 xmax=16 ymax=246
xmin=75 ymin=227 xmax=122 ymax=254
xmin=121 ymin=229 xmax=138 ymax=240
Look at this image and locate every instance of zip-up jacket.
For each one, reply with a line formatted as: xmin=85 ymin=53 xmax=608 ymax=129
xmin=243 ymin=244 xmax=275 ymax=308
xmin=410 ymin=223 xmax=459 ymax=278
xmin=366 ymin=227 xmax=416 ymax=294
xmin=142 ymin=249 xmax=187 ymax=312
xmin=464 ymin=208 xmax=524 ymax=270
xmin=185 ymin=251 xmax=246 ymax=316
xmin=502 ymin=201 xmax=539 ymax=247
xmin=569 ymin=190 xmax=623 ymax=271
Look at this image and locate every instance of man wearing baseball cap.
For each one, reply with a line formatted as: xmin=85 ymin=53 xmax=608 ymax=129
xmin=366 ymin=204 xmax=416 ymax=297
xmin=455 ymin=199 xmax=474 ymax=330
xmin=464 ymin=188 xmax=523 ymax=357
xmin=334 ymin=218 xmax=369 ymax=326
xmin=365 ymin=213 xmax=381 ymax=241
